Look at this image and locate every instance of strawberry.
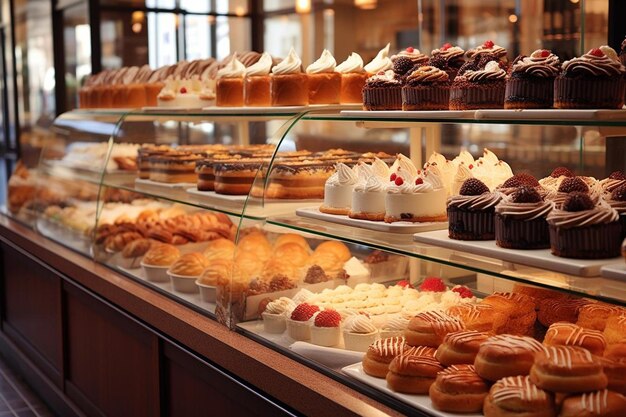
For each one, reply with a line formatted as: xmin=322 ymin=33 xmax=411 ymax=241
xmin=557 ymin=177 xmax=589 ymax=194
xmin=406 ymin=46 xmax=414 ymax=53
xmin=483 ymin=40 xmax=495 ymax=49
xmin=394 ymin=176 xmax=404 ymax=186
xmin=419 ymin=276 xmax=446 ymax=292
xmin=415 ymin=178 xmax=424 ymax=185
xmin=314 ymin=310 xmax=341 ymax=327
xmin=397 ymin=280 xmax=413 ymax=289
xmin=390 ymin=173 xmax=397 ymax=181
xmin=442 ymin=43 xmax=452 ymax=51
xmin=550 ymin=167 xmax=574 ymax=178
xmin=290 ymin=303 xmax=320 ymax=321
xmin=589 ymin=48 xmax=604 ymax=57
xmin=179 ymin=87 xmax=187 ymax=94
xmin=540 ymin=50 xmax=551 ymax=57
xmin=452 ymin=285 xmax=473 ymax=298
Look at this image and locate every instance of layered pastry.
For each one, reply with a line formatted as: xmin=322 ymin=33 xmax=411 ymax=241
xmin=505 ymin=49 xmax=560 ymax=109
xmin=537 ymin=296 xmax=591 ymax=328
xmin=386 ymin=354 xmax=444 ymax=394
xmin=270 ymin=47 xmax=308 ymax=106
xmin=244 ymin=52 xmax=273 ymax=107
xmin=349 ymin=158 xmax=390 ymax=221
xmin=384 ymin=170 xmax=447 ymax=223
xmin=434 ymin=330 xmax=490 ymax=366
xmin=577 ymin=303 xmax=625 ymax=331
xmin=560 ymin=390 xmax=626 ymax=417
xmin=555 ymin=46 xmax=626 ymax=109
xmin=529 ymin=345 xmax=608 ymax=393
xmin=429 ymin=43 xmax=465 ymax=80
xmin=547 ymin=193 xmax=621 ymax=259
xmin=213 ymin=158 xmax=265 ymax=195
xmin=404 ymin=311 xmax=465 ymax=347
xmin=483 ymin=292 xmax=537 ymax=335
xmin=450 ymin=61 xmax=506 ymax=110
xmin=401 ymin=66 xmax=451 ymax=110
xmin=483 ymin=376 xmax=555 ymax=417
xmin=495 ymin=185 xmax=553 ymax=249
xmin=157 ymin=77 xmax=215 ymax=108
xmin=320 ymin=163 xmax=357 ymax=215
xmin=335 ymin=53 xmax=368 ymax=104
xmin=363 ymin=43 xmax=392 ymax=75
xmin=429 ymin=364 xmax=488 ymax=414
xmin=447 ymin=303 xmax=505 ymax=333
xmin=137 ymin=145 xmax=172 ymax=179
xmin=262 ymin=161 xmax=335 ymax=199
xmin=362 ymin=70 xmax=402 ymax=111
xmin=447 ymin=178 xmax=502 ymax=240
xmin=474 ymin=334 xmax=546 ymax=381
xmin=149 ymin=152 xmax=203 ymax=183
xmin=216 ymin=55 xmax=245 ymax=107
xmin=306 ymin=49 xmax=341 ymax=104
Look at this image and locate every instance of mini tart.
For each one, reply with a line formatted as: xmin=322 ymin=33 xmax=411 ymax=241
xmin=529 ymin=346 xmax=608 ymax=393
xmin=385 ymin=354 xmax=444 ymax=394
xmin=560 ymin=390 xmax=626 ymax=417
xmin=429 ymin=364 xmax=488 ymax=414
xmin=434 ymin=330 xmax=490 ymax=366
xmin=543 ymin=322 xmax=606 ymax=355
xmin=483 ymin=376 xmax=555 ymax=417
xmin=474 ymin=334 xmax=546 ymax=382
xmin=404 ymin=311 xmax=465 ymax=347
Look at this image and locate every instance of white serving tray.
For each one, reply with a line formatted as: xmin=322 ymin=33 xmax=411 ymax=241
xmin=342 ymin=363 xmax=481 ymax=417
xmin=601 ymin=263 xmax=626 ymax=281
xmin=296 ymin=206 xmax=448 ymax=234
xmin=413 ymin=229 xmax=622 ymax=277
xmin=135 ymin=178 xmax=196 ymax=191
xmin=341 ymin=110 xmax=476 ymax=119
xmin=475 ymin=109 xmax=626 ymax=121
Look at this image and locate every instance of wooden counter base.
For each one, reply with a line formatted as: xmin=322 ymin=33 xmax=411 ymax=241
xmin=0 ymin=216 xmax=407 ymax=417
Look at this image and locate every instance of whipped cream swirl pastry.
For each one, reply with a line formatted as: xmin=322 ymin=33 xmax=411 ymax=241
xmin=217 ymin=55 xmax=245 ymax=79
xmin=306 ymin=49 xmax=336 ymax=74
xmin=389 ymin=154 xmax=418 ymax=179
xmin=320 ymin=163 xmax=358 ymax=215
xmin=350 ymin=174 xmax=388 ymax=221
xmin=463 ymin=61 xmax=506 ymax=82
xmin=364 ymin=43 xmax=392 ymax=73
xmin=335 ymin=52 xmax=364 ymax=73
xmin=385 ymin=171 xmax=448 ymax=223
xmin=562 ymin=46 xmax=625 ymax=77
xmin=265 ymin=297 xmax=296 ymax=316
xmin=272 ymin=47 xmax=303 ymax=75
xmin=343 ymin=314 xmax=377 ymax=334
xmin=245 ymin=52 xmax=273 ymax=77
xmin=511 ymin=49 xmax=560 ymax=77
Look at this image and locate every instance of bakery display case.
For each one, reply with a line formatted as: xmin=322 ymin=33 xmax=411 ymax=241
xmin=6 ymin=105 xmax=626 ymax=416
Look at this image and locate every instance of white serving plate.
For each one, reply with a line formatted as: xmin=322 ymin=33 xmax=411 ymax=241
xmin=601 ymin=263 xmax=626 ymax=281
xmin=135 ymin=178 xmax=196 ymax=191
xmin=340 ymin=110 xmax=477 ymax=119
xmin=413 ymin=229 xmax=622 ymax=277
xmin=296 ymin=206 xmax=448 ymax=234
xmin=342 ymin=363 xmax=481 ymax=417
xmin=475 ymin=109 xmax=626 ymax=121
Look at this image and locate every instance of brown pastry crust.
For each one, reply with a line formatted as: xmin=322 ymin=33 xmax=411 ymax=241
xmin=168 ymin=252 xmax=210 ymax=277
xmin=319 ymin=205 xmax=351 ymax=215
xmin=483 ymin=376 xmax=556 ymax=417
xmin=529 ymin=346 xmax=608 ymax=393
xmin=362 ymin=336 xmax=410 ymax=378
xmin=429 ymin=364 xmax=489 ymax=413
xmin=385 ymin=354 xmax=443 ymax=394
xmin=577 ymin=303 xmax=626 ymax=331
xmin=559 ymin=390 xmax=626 ymax=417
xmin=604 ymin=314 xmax=626 ymax=345
xmin=482 ymin=292 xmax=537 ymax=335
xmin=435 ymin=330 xmax=490 ymax=366
xmin=447 ymin=303 xmax=506 ymax=333
xmin=274 ymin=234 xmax=311 ymax=252
xmin=543 ymin=322 xmax=607 ymax=355
xmin=538 ymin=296 xmax=591 ymax=328
xmin=347 ymin=211 xmax=386 ymax=222
xmin=142 ymin=244 xmax=180 ymax=266
xmin=474 ymin=334 xmax=546 ymax=382
xmin=121 ymin=238 xmax=154 ymax=258
xmin=404 ymin=311 xmax=465 ymax=347
xmin=599 ymin=357 xmax=626 ymax=394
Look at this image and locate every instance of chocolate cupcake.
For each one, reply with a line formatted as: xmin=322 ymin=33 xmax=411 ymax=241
xmin=599 ymin=170 xmax=626 ymax=195
xmin=549 ymin=176 xmax=600 ymax=209
xmin=390 ymin=46 xmax=429 ymax=68
xmin=447 ymin=178 xmax=502 ymax=240
xmin=429 ymin=43 xmax=465 ymax=80
xmin=495 ymin=186 xmax=553 ymax=249
xmin=547 ymin=192 xmax=622 ymax=259
xmin=505 ymin=50 xmax=560 ymax=109
xmin=620 ymin=38 xmax=626 ymax=103
xmin=450 ymin=61 xmax=506 ymax=110
xmin=362 ymin=70 xmax=403 ymax=111
xmin=402 ymin=66 xmax=451 ymax=110
xmin=554 ymin=46 xmax=625 ymax=109
xmin=465 ymin=40 xmax=508 ymax=65
xmin=606 ymin=184 xmax=626 ymax=238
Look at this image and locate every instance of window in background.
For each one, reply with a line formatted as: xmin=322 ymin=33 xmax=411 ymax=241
xmin=216 ymin=16 xmax=251 ymax=61
xmin=264 ymin=14 xmax=302 ymax=59
xmin=185 ymin=14 xmax=212 ymax=61
xmin=62 ymin=3 xmax=90 ymax=111
xmin=101 ymin=10 xmax=150 ymax=69
xmin=148 ymin=12 xmax=177 ymax=68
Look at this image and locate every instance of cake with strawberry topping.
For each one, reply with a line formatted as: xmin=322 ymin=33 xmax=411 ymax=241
xmin=286 ymin=303 xmax=320 ymax=341
xmin=547 ymin=192 xmax=622 ymax=259
xmin=310 ymin=309 xmax=342 ymax=347
xmin=384 ymin=171 xmax=447 ymax=223
xmin=429 ymin=43 xmax=465 ymax=80
xmin=495 ymin=186 xmax=553 ymax=249
xmin=555 ymin=46 xmax=626 ymax=109
xmin=505 ymin=49 xmax=560 ymax=109
xmin=447 ymin=178 xmax=502 ymax=240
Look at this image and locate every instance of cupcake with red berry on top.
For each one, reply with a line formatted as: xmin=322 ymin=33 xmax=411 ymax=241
xmin=465 ymin=40 xmax=509 ymax=66
xmin=555 ymin=46 xmax=625 ymax=109
xmin=402 ymin=66 xmax=451 ymax=110
xmin=310 ymin=309 xmax=342 ymax=347
xmin=549 ymin=176 xmax=601 ymax=209
xmin=505 ymin=49 xmax=561 ymax=109
xmin=450 ymin=61 xmax=506 ymax=110
xmin=497 ymin=173 xmax=543 ymax=196
xmin=391 ymin=46 xmax=429 ymax=69
xmin=430 ymin=43 xmax=466 ymax=80
xmin=599 ymin=171 xmax=626 ymax=195
xmin=286 ymin=303 xmax=320 ymax=341
xmin=447 ymin=178 xmax=502 ymax=240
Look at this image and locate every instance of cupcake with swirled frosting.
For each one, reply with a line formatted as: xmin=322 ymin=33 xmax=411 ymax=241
xmin=555 ymin=46 xmax=626 ymax=109
xmin=450 ymin=61 xmax=506 ymax=110
xmin=505 ymin=49 xmax=561 ymax=109
xmin=495 ymin=186 xmax=553 ymax=249
xmin=401 ymin=66 xmax=451 ymax=110
xmin=547 ymin=192 xmax=621 ymax=259
xmin=430 ymin=43 xmax=466 ymax=80
xmin=362 ymin=69 xmax=403 ymax=111
xmin=447 ymin=178 xmax=502 ymax=240
xmin=606 ymin=184 xmax=626 ymax=238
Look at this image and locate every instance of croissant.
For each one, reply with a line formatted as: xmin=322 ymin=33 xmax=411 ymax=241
xmin=147 ymin=228 xmax=174 ymax=244
xmin=307 ymin=251 xmax=343 ymax=277
xmin=104 ymin=231 xmax=143 ymax=252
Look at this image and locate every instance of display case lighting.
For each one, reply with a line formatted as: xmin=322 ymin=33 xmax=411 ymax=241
xmin=355 ymin=0 xmax=377 ymax=10
xmin=296 ymin=0 xmax=311 ymax=14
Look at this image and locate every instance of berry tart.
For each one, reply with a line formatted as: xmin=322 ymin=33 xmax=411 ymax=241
xmin=555 ymin=46 xmax=626 ymax=109
xmin=401 ymin=66 xmax=451 ymax=110
xmin=447 ymin=178 xmax=502 ymax=240
xmin=547 ymin=192 xmax=622 ymax=259
xmin=505 ymin=49 xmax=561 ymax=109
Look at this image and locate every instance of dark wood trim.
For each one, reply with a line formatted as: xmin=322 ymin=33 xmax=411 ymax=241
xmin=608 ymin=0 xmax=625 ymax=51
xmin=64 ymin=382 xmax=107 ymax=417
xmin=250 ymin=0 xmax=263 ymax=52
xmin=7 ymin=0 xmax=18 ymax=152
xmin=0 ymin=216 xmax=402 ymax=417
xmin=52 ymin=0 xmax=67 ymax=116
xmin=88 ymin=0 xmax=101 ymax=74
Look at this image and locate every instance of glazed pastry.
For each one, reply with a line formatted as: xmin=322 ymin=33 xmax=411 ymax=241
xmin=482 ymin=292 xmax=537 ymax=335
xmin=168 ymin=252 xmax=210 ymax=276
xmin=559 ymin=390 xmax=626 ymax=417
xmin=142 ymin=243 xmax=180 ymax=266
xmin=274 ymin=233 xmax=311 ymax=252
xmin=270 ymin=47 xmax=308 ymax=106
xmin=104 ymin=231 xmax=143 ymax=252
xmin=363 ymin=336 xmax=411 ymax=378
xmin=435 ymin=330 xmax=490 ymax=366
xmin=577 ymin=303 xmax=626 ymax=331
xmin=198 ymin=259 xmax=234 ymax=287
xmin=306 ymin=49 xmax=341 ymax=104
xmin=537 ymin=296 xmax=591 ymax=327
xmin=604 ymin=314 xmax=626 ymax=345
xmin=429 ymin=364 xmax=488 ymax=413
xmin=404 ymin=311 xmax=465 ymax=347
xmin=599 ymin=357 xmax=626 ymax=395
xmin=530 ymin=346 xmax=608 ymax=393
xmin=447 ymin=303 xmax=506 ymax=333
xmin=544 ymin=322 xmax=607 ymax=355
xmin=474 ymin=334 xmax=546 ymax=381
xmin=202 ymin=238 xmax=236 ymax=262
xmin=483 ymin=376 xmax=555 ymax=417
xmin=386 ymin=353 xmax=444 ymax=394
